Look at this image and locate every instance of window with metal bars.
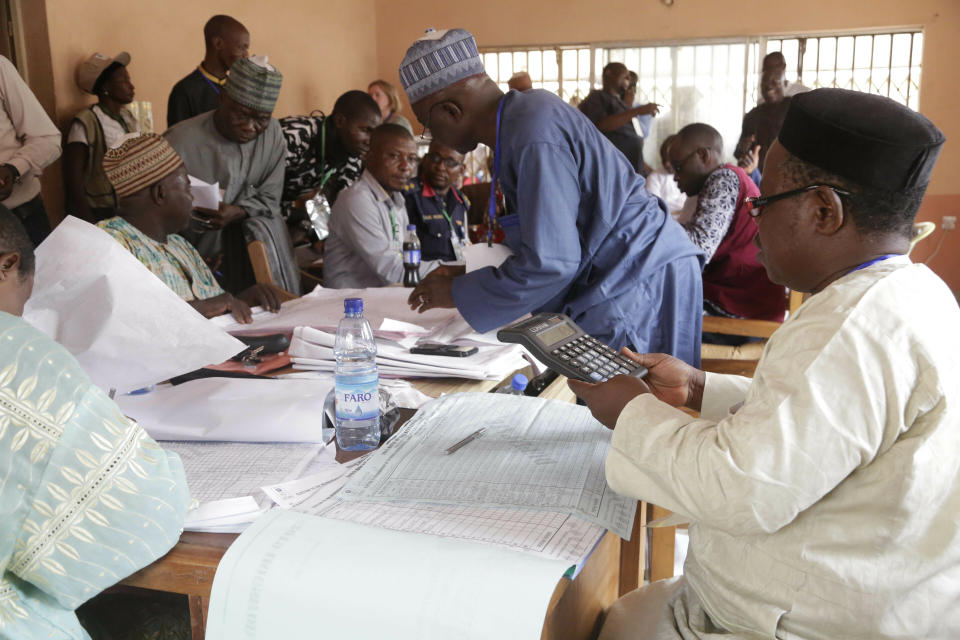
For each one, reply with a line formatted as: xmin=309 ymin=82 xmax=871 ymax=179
xmin=469 ymin=31 xmax=922 ymax=179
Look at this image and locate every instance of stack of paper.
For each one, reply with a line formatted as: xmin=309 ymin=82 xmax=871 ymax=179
xmin=207 ymin=509 xmax=572 ymax=640
xmin=288 ymin=326 xmax=529 ymax=380
xmin=261 ymin=455 xmax=605 ymax=567
xmin=161 ymin=440 xmax=333 ymax=532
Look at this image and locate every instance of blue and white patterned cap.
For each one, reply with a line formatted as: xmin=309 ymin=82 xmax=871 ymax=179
xmin=398 ymin=28 xmax=485 ymax=105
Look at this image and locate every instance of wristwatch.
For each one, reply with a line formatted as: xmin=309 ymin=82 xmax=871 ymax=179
xmin=0 ymin=164 xmax=20 ymax=183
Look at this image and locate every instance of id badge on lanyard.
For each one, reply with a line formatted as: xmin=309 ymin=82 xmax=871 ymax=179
xmin=450 ymin=233 xmax=466 ymax=262
xmin=439 ymin=200 xmax=466 ymax=262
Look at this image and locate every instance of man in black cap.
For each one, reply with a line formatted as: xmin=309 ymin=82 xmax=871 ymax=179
xmin=570 ymin=88 xmax=959 ymax=639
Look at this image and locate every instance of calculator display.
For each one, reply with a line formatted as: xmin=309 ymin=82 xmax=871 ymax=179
xmin=537 ymin=322 xmax=576 ymax=347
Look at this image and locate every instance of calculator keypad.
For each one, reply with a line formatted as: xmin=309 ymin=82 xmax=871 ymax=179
xmin=551 ymin=336 xmax=641 ymax=382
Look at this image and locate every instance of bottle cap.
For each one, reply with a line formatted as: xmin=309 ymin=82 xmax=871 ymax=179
xmin=407 ymin=224 xmax=417 ymax=231
xmin=344 ymin=297 xmax=363 ymax=314
xmin=510 ymin=373 xmax=528 ymax=391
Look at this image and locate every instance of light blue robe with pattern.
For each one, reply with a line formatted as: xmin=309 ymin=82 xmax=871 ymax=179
xmin=0 ymin=312 xmax=189 ymax=638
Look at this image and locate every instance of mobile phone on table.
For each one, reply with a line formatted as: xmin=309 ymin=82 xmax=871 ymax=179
xmin=409 ymin=344 xmax=479 ymax=358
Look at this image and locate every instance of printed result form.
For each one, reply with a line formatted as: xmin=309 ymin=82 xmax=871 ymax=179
xmin=263 ymin=456 xmax=605 ymax=565
xmin=340 ymin=392 xmax=636 ymax=539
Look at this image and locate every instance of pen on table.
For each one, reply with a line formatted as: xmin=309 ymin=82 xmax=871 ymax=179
xmin=444 ymin=428 xmax=485 ymax=455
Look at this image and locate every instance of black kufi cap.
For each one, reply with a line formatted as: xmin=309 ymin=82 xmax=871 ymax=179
xmin=778 ymin=88 xmax=944 ymax=192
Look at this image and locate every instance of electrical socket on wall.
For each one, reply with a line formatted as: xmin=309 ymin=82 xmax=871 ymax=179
xmin=943 ymin=216 xmax=957 ymax=231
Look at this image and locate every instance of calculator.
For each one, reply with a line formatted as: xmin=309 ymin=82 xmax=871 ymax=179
xmin=497 ymin=313 xmax=648 ymax=383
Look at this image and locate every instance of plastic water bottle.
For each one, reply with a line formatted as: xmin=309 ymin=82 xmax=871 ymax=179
xmin=334 ymin=298 xmax=381 ymax=450
xmin=496 ymin=373 xmax=528 ymax=396
xmin=403 ymin=224 xmax=421 ymax=287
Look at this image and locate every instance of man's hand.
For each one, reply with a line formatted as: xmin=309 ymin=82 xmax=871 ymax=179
xmin=193 ymin=203 xmax=247 ymax=230
xmin=0 ymin=164 xmax=17 ymax=201
xmin=407 ymin=265 xmax=464 ymax=313
xmin=568 ymin=374 xmax=651 ymax=429
xmin=737 ymin=144 xmax=761 ymax=174
xmin=237 ymin=283 xmax=283 ymax=313
xmin=734 ymin=133 xmax=756 ymax=161
xmin=634 ymin=103 xmax=660 ymax=117
xmin=189 ymin=293 xmax=254 ymax=323
xmin=620 ymin=349 xmax=705 ymax=411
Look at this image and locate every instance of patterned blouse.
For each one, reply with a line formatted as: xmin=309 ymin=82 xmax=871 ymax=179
xmin=97 ymin=217 xmax=224 ymax=302
xmin=682 ymin=166 xmax=741 ymax=264
xmin=279 ymin=114 xmax=363 ymax=210
xmin=0 ymin=313 xmax=189 ymax=637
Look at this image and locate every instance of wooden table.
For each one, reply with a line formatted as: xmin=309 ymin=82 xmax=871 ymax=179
xmin=119 ymin=372 xmax=655 ymax=639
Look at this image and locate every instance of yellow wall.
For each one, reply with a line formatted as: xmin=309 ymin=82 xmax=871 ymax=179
xmin=39 ymin=0 xmax=379 ymax=221
xmin=375 ymin=0 xmax=960 ymax=289
xmin=45 ymin=0 xmax=378 ymax=127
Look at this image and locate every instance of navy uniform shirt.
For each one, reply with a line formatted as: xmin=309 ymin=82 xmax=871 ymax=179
xmin=403 ymin=177 xmax=470 ymax=261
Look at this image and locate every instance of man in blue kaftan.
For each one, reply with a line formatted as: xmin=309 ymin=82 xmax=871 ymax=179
xmin=399 ymin=29 xmax=703 ymax=364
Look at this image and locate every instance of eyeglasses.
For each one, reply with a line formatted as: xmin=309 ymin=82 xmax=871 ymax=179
xmin=419 ymin=105 xmax=436 ymax=142
xmin=672 ymin=148 xmax=704 ymax=176
xmin=419 ymin=100 xmax=450 ymax=142
xmin=746 ymin=184 xmax=853 ymax=218
xmin=424 ymin=152 xmax=461 ymax=169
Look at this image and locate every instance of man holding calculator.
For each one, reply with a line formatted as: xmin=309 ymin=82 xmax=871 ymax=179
xmin=399 ymin=28 xmax=704 ymax=365
xmin=573 ymin=90 xmax=960 ymax=639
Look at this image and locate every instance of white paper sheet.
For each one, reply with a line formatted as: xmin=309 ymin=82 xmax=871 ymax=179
xmin=189 ymin=175 xmax=221 ymax=209
xmin=464 ymin=242 xmax=514 ymax=273
xmin=184 ymin=496 xmax=263 ymax=532
xmin=341 ymin=393 xmax=636 ymax=539
xmin=212 ymin=286 xmax=459 ymax=336
xmin=23 ymin=216 xmax=244 ymax=393
xmin=118 ymin=378 xmax=332 ymax=442
xmin=261 ymin=464 xmax=348 ymax=509
xmin=206 ymin=509 xmax=571 ymax=640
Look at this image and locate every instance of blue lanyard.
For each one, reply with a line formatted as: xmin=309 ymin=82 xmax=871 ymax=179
xmin=199 ymin=67 xmax=222 ymax=95
xmin=487 ymin=94 xmax=507 ymax=246
xmin=849 ymin=253 xmax=901 ymax=273
xmin=202 ymin=76 xmax=221 ymax=95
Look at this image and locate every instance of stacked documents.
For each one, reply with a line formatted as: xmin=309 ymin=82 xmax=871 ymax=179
xmin=161 ymin=440 xmax=335 ymax=532
xmin=288 ymin=325 xmax=530 ymax=380
xmin=259 ymin=454 xmax=605 ymax=567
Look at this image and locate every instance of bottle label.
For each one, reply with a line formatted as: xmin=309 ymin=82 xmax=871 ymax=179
xmin=336 ymin=377 xmax=379 ymax=420
xmin=403 ymin=249 xmax=420 ymax=264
